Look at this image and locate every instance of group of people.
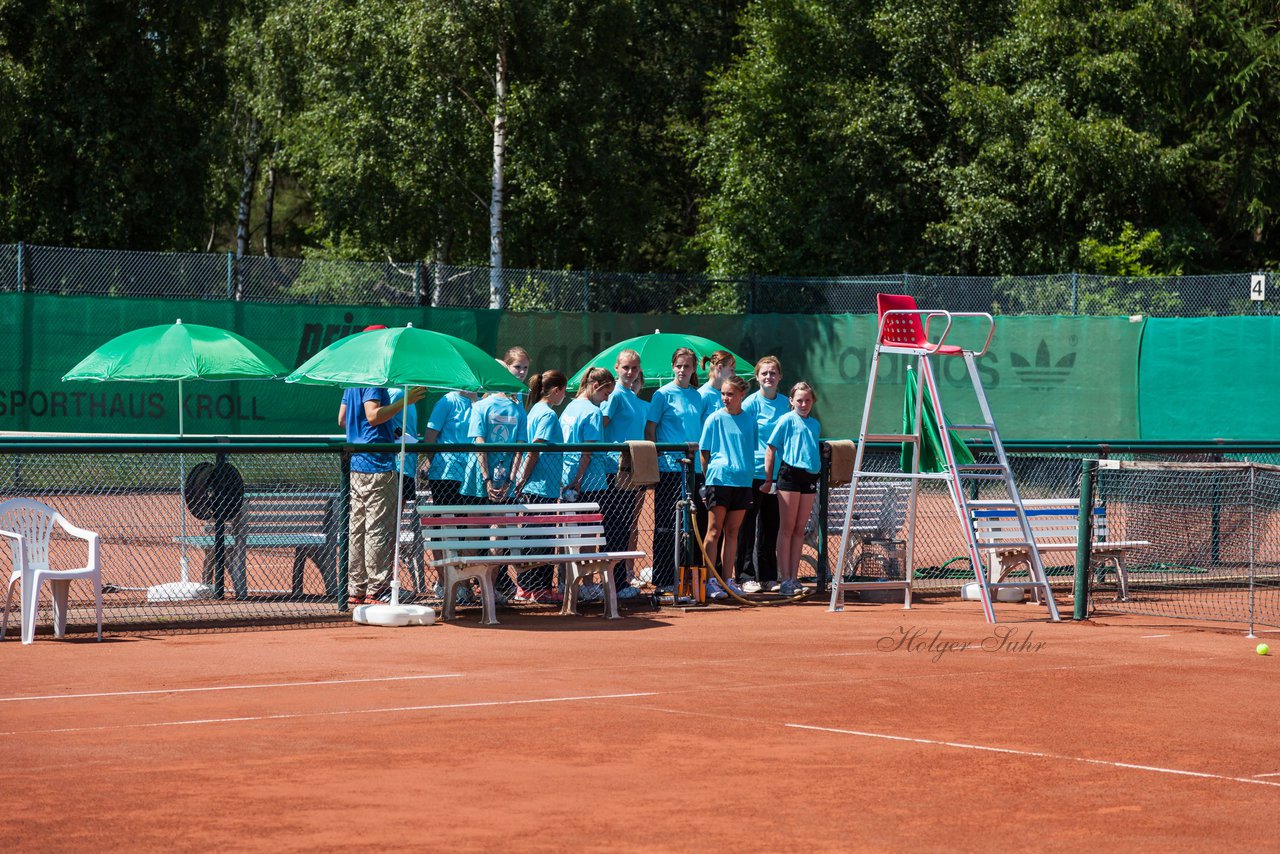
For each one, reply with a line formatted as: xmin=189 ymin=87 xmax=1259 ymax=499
xmin=341 ymin=329 xmax=822 ymax=608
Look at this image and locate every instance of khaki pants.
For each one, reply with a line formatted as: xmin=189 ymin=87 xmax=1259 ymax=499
xmin=349 ymin=470 xmax=398 ymax=595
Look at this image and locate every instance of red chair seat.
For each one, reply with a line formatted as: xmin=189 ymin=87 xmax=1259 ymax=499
xmin=877 ymin=293 xmax=962 ymax=355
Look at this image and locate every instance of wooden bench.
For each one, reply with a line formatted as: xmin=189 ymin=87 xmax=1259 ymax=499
xmin=179 ymin=491 xmax=341 ymax=599
xmin=420 ymin=502 xmax=644 ymax=625
xmin=969 ymin=498 xmax=1150 ymax=599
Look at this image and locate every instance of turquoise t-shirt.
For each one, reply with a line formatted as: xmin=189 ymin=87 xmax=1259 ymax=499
xmin=521 ymin=401 xmax=562 ymax=499
xmin=560 ymin=396 xmax=608 ymax=493
xmin=695 ymin=383 xmax=725 ymax=475
xmin=425 ymin=391 xmax=472 ymax=482
xmin=461 ymin=394 xmax=527 ymax=498
xmin=699 ymin=408 xmax=757 ymax=488
xmin=601 ymin=385 xmax=646 ymax=473
xmin=646 ymin=381 xmax=702 ymax=473
xmin=744 ymin=390 xmax=790 ymax=480
xmin=698 ymin=382 xmax=724 ymax=421
xmin=767 ymin=410 xmax=821 ymax=474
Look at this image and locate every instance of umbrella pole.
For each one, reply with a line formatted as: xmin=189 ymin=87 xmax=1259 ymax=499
xmin=178 ymin=378 xmax=190 ymax=584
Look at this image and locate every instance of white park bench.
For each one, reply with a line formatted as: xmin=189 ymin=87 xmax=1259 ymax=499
xmin=969 ymin=498 xmax=1150 ymax=600
xmin=420 ymin=502 xmax=644 ymax=625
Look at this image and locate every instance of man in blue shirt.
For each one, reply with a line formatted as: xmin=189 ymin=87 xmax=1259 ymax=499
xmin=337 ymin=326 xmax=425 ymax=605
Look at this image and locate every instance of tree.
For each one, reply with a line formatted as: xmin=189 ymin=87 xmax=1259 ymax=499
xmin=0 ymin=0 xmax=236 ymax=249
xmin=930 ymin=0 xmax=1279 ymax=274
xmin=695 ymin=0 xmax=1009 ymax=279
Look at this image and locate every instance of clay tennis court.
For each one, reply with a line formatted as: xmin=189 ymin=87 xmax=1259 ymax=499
xmin=3 ymin=598 xmax=1276 ymax=851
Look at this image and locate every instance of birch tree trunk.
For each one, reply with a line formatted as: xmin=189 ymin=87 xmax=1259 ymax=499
xmin=488 ymin=38 xmax=507 ymax=309
xmin=234 ymin=115 xmax=261 ymax=300
xmin=261 ymin=146 xmax=276 ymax=258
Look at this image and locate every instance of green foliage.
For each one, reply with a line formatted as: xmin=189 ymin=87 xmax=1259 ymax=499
xmin=1079 ymin=222 xmax=1182 ymax=277
xmin=2 ymin=0 xmax=1277 ymax=285
xmin=0 ymin=0 xmax=236 ymax=249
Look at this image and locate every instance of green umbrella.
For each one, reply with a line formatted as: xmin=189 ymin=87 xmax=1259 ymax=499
xmin=64 ymin=319 xmax=289 ymax=384
xmin=62 ymin=319 xmax=289 ymax=600
xmin=286 ymin=324 xmax=526 ymax=614
xmin=901 ymin=366 xmax=975 ymax=474
xmin=567 ymin=331 xmax=753 ymax=390
xmin=286 ymin=325 xmax=526 ymax=394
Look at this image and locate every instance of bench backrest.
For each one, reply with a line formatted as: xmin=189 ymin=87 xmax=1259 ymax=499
xmin=227 ymin=492 xmax=339 ymax=535
xmin=825 ymin=483 xmax=909 ymax=541
xmin=969 ymin=499 xmax=1109 ymax=545
xmin=420 ymin=502 xmax=607 ymax=555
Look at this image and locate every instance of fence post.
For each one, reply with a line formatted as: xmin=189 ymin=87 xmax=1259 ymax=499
xmin=582 ymin=269 xmax=590 ymax=312
xmin=225 ymin=252 xmax=235 ymax=299
xmin=16 ymin=241 xmax=26 ymax=292
xmin=1072 ymin=458 xmax=1097 ymax=620
xmin=1070 ymin=272 xmax=1079 ymax=315
xmin=339 ymin=450 xmax=351 ymax=612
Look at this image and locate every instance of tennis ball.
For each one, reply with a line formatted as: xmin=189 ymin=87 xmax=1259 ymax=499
xmin=1258 ymin=643 xmax=1270 ymax=656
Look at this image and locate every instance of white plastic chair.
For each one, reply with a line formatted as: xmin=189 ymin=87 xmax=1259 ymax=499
xmin=1 ymin=498 xmax=103 ymax=644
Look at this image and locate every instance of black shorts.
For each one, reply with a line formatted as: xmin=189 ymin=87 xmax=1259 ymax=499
xmin=704 ymin=484 xmax=754 ymax=511
xmin=777 ymin=463 xmax=819 ymax=494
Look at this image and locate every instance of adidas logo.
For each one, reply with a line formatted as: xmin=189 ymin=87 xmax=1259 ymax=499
xmin=1009 ymin=340 xmax=1075 ymax=389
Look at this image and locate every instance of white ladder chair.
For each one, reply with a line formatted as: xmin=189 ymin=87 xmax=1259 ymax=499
xmin=1 ymin=498 xmax=104 ymax=644
xmin=828 ymin=293 xmax=1060 ymax=623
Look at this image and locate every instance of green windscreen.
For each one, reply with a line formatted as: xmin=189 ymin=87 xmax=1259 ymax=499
xmin=3 ymin=293 xmax=1150 ymax=439
xmin=1138 ymin=317 xmax=1280 ymax=441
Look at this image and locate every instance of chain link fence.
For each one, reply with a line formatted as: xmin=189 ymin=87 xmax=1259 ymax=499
xmin=5 ymin=438 xmax=1280 ymax=637
xmin=3 ymin=243 xmax=1273 ymax=315
xmin=1091 ymin=459 xmax=1280 ymax=632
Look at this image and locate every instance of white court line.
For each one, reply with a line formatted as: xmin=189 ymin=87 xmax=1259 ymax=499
xmin=1141 ymin=634 xmax=1171 ymax=638
xmin=0 ymin=673 xmax=463 ymax=704
xmin=0 ymin=692 xmax=657 ymax=737
xmin=1255 ymin=772 xmax=1280 ymax=778
xmin=786 ymin=724 xmax=1280 ymax=790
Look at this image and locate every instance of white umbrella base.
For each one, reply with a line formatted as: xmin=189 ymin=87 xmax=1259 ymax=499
xmin=960 ymin=581 xmax=1025 ymax=603
xmin=352 ymin=603 xmax=436 ymax=627
xmin=146 ymin=581 xmax=217 ymax=602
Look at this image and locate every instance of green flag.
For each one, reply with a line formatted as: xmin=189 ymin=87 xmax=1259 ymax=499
xmin=901 ymin=367 xmax=975 ymax=473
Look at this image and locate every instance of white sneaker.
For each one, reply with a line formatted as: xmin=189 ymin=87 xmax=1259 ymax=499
xmin=706 ymin=578 xmax=728 ymax=600
xmin=741 ymin=579 xmax=762 ymax=594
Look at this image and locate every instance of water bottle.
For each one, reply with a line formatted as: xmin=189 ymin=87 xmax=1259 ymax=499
xmin=491 ymin=461 xmax=509 ymax=490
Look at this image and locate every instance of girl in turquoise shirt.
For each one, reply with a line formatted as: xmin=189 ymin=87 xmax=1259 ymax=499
xmin=738 ymin=355 xmax=788 ymax=592
xmin=513 ymin=370 xmax=567 ymax=601
xmin=644 ymin=347 xmax=701 ymax=590
xmin=764 ymin=382 xmax=821 ymax=596
xmin=698 ymin=375 xmax=757 ymax=599
xmin=561 ymin=367 xmax=616 ymax=498
xmin=424 ymin=390 xmax=476 ymax=506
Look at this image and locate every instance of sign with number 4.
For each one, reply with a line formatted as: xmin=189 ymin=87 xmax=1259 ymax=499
xmin=1251 ymin=273 xmax=1267 ymax=301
